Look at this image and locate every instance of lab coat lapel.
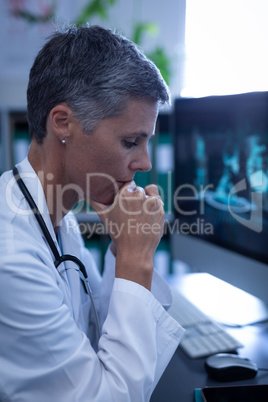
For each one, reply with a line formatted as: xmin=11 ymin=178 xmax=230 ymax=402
xmin=16 ymin=157 xmax=59 ymax=254
xmin=16 ymin=158 xmax=74 ymax=313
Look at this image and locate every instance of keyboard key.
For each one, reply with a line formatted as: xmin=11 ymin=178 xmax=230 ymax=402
xmin=196 ymin=322 xmax=223 ymax=335
xmin=169 ymin=290 xmax=243 ymax=358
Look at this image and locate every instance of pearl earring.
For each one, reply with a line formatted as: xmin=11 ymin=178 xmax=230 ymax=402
xmin=62 ymin=139 xmax=66 ymax=144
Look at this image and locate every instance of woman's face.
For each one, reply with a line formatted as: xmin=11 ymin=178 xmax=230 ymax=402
xmin=65 ymin=98 xmax=158 ymax=205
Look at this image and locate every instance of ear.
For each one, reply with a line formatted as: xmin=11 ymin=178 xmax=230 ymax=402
xmin=47 ymin=104 xmax=74 ymax=143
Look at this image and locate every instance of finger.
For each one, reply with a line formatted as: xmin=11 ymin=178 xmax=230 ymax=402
xmin=144 ymin=184 xmax=164 ymax=206
xmin=125 ymin=180 xmax=137 ymax=191
xmin=118 ymin=182 xmax=145 ymax=199
xmin=120 ymin=182 xmax=144 ymax=195
xmin=144 ymin=184 xmax=160 ymax=197
xmin=135 ymin=186 xmax=146 ymax=195
xmin=144 ymin=195 xmax=164 ymax=214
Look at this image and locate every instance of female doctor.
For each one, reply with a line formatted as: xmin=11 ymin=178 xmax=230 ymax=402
xmin=0 ymin=25 xmax=184 ymax=401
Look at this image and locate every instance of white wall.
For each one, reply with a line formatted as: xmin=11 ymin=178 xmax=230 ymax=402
xmin=183 ymin=0 xmax=268 ymax=97
xmin=0 ymin=0 xmax=186 ymax=109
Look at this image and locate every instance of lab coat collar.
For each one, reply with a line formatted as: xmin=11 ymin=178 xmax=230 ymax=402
xmin=15 ymin=157 xmax=82 ymax=255
xmin=15 ymin=157 xmax=58 ymax=244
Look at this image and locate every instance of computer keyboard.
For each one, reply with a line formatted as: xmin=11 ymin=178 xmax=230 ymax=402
xmin=168 ymin=289 xmax=243 ymax=359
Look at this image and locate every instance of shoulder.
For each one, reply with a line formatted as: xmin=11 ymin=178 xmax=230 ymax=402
xmin=0 ymin=169 xmax=54 ymax=274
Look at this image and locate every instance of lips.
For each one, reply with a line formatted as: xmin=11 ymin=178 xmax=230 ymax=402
xmin=116 ymin=179 xmax=134 ymax=189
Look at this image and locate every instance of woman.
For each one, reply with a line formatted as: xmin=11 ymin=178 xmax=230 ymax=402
xmin=0 ymin=25 xmax=184 ymax=401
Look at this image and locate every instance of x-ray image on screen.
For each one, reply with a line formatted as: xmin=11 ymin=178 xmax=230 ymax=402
xmin=173 ymin=92 xmax=268 ymax=264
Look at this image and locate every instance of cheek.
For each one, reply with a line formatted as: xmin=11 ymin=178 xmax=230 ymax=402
xmin=102 ymin=152 xmax=130 ymax=175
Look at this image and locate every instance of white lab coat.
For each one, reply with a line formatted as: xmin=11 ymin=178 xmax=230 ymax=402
xmin=0 ymin=158 xmax=184 ymax=402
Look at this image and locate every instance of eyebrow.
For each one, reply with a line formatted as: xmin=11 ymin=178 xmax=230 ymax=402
xmin=126 ymin=132 xmax=155 ymax=138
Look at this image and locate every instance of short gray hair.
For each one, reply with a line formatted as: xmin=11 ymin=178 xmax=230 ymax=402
xmin=27 ymin=25 xmax=170 ymax=143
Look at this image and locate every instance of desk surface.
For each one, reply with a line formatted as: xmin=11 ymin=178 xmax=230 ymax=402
xmin=151 ymin=319 xmax=268 ymax=401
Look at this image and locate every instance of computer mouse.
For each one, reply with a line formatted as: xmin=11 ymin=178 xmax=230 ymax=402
xmin=205 ymin=353 xmax=258 ymax=382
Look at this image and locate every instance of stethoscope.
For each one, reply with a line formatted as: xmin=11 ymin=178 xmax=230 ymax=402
xmin=13 ymin=167 xmax=101 ymax=340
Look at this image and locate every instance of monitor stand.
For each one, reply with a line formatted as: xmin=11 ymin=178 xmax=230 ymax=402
xmin=171 ymin=272 xmax=268 ymax=326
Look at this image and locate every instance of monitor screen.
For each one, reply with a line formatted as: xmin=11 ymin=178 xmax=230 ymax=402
xmin=173 ymin=92 xmax=268 ymax=266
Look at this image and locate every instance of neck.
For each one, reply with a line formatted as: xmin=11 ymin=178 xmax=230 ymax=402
xmin=28 ymin=140 xmax=79 ymax=232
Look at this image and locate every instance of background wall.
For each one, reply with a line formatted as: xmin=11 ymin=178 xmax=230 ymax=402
xmin=0 ymin=0 xmax=186 ymax=109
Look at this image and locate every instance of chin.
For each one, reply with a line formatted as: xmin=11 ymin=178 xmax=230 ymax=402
xmin=103 ymin=194 xmax=116 ymax=206
xmin=94 ymin=191 xmax=116 ymax=206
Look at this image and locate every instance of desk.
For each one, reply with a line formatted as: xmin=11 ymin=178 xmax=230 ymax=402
xmin=151 ymin=321 xmax=268 ymax=401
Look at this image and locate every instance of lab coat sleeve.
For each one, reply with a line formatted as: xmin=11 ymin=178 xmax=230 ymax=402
xmin=99 ymin=245 xmax=176 ymax=326
xmin=98 ymin=245 xmax=185 ymax=393
xmin=99 ymin=278 xmax=185 ymax=400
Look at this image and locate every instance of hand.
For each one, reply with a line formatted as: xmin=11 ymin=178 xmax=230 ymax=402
xmin=110 ymin=240 xmax=117 ymax=257
xmin=89 ymin=182 xmax=165 ymax=290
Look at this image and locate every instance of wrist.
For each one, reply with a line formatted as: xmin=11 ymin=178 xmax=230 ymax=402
xmin=110 ymin=241 xmax=117 ymax=257
xmin=115 ymin=252 xmax=154 ymax=291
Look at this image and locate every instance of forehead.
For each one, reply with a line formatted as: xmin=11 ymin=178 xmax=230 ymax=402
xmin=103 ymin=99 xmax=159 ymax=133
xmin=122 ymin=98 xmax=159 ymax=117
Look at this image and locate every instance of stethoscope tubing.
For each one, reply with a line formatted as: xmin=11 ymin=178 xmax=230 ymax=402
xmin=12 ymin=167 xmax=101 ymax=339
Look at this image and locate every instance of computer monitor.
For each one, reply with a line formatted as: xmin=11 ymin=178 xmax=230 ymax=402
xmin=172 ymin=92 xmax=268 ymax=304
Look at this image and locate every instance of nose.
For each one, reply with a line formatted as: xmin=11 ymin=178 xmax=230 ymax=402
xmin=130 ymin=147 xmax=152 ymax=173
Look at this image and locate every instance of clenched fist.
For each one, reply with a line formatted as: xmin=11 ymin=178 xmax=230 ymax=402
xmin=90 ymin=181 xmax=165 ymax=290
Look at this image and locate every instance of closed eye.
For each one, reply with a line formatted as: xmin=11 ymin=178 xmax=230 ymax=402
xmin=122 ymin=140 xmax=138 ymax=149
